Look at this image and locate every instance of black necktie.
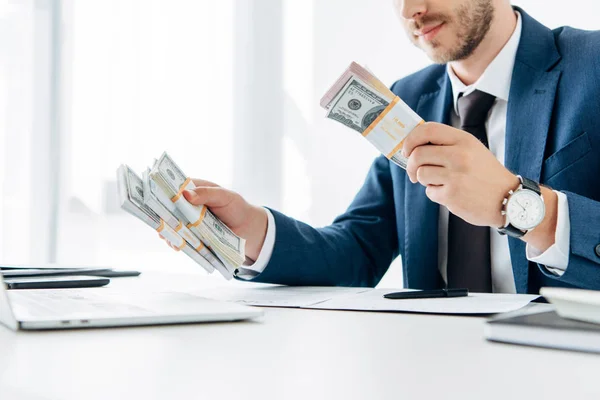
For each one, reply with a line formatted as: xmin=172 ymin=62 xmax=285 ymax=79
xmin=446 ymin=90 xmax=496 ymax=293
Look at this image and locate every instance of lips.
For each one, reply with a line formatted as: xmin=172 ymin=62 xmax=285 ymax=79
xmin=413 ymin=22 xmax=444 ymax=41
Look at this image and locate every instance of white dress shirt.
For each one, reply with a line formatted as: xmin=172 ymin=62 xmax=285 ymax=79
xmin=239 ymin=12 xmax=571 ymax=292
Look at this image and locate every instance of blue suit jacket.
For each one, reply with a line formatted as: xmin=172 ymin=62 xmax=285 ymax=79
xmin=251 ymin=8 xmax=600 ymax=294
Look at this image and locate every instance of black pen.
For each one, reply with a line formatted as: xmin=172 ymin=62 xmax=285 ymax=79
xmin=383 ymin=288 xmax=469 ymax=299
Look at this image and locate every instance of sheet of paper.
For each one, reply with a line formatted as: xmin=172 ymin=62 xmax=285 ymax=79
xmin=200 ymin=286 xmax=370 ymax=308
xmin=307 ymin=289 xmax=540 ymax=315
xmin=201 ymin=286 xmax=538 ymax=314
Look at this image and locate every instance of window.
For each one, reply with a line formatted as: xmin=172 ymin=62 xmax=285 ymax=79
xmin=53 ymin=0 xmax=235 ymax=271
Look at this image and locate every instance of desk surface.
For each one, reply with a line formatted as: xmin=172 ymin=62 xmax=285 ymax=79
xmin=0 ymin=273 xmax=599 ymax=400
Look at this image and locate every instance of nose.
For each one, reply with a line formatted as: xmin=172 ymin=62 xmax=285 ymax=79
xmin=398 ymin=0 xmax=427 ymax=20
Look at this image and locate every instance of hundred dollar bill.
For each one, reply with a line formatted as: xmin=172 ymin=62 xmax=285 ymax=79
xmin=321 ymin=62 xmax=424 ymax=169
xmin=149 ymin=152 xmax=246 ymax=268
xmin=326 ymin=77 xmax=390 ymax=134
xmin=141 ymin=169 xmax=231 ymax=278
xmin=320 ymin=61 xmax=395 ymax=109
xmin=145 ymin=163 xmax=239 ymax=274
xmin=116 ymin=165 xmax=228 ymax=277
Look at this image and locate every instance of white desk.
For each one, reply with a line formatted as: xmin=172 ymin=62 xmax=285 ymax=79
xmin=0 ymin=272 xmax=599 ymax=400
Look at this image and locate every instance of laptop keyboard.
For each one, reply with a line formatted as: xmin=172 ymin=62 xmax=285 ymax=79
xmin=8 ymin=289 xmax=154 ymax=318
xmin=6 ymin=289 xmax=228 ymax=321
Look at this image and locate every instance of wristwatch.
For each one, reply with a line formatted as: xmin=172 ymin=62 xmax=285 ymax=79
xmin=497 ymin=176 xmax=545 ymax=238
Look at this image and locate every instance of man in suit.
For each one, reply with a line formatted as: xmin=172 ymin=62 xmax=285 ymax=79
xmin=184 ymin=0 xmax=600 ymax=294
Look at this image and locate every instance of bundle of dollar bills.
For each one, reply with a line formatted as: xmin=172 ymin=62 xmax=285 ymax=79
xmin=320 ymin=62 xmax=425 ymax=169
xmin=117 ymin=152 xmax=246 ymax=280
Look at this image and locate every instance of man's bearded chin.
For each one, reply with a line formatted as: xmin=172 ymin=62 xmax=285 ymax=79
xmin=407 ymin=0 xmax=494 ymax=64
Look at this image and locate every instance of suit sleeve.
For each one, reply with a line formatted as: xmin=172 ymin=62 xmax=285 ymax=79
xmin=537 ymin=191 xmax=600 ymax=289
xmin=249 ymin=156 xmax=400 ymax=287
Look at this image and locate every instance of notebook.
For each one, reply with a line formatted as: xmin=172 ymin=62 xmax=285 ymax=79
xmin=540 ymin=287 xmax=600 ymax=325
xmin=485 ymin=308 xmax=600 ymax=353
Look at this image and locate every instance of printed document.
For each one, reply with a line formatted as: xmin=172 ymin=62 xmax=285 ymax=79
xmin=203 ymin=286 xmax=539 ymax=314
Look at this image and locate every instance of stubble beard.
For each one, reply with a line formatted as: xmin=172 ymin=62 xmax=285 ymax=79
xmin=410 ymin=0 xmax=495 ymax=64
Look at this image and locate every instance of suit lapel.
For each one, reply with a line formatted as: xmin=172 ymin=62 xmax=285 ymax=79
xmin=505 ymin=64 xmax=560 ymax=293
xmin=505 ymin=69 xmax=561 ymax=181
xmin=505 ymin=7 xmax=562 ymax=293
xmin=403 ymin=74 xmax=453 ymax=289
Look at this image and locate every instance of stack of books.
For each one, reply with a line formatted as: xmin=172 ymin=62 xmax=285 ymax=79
xmin=485 ymin=287 xmax=600 ymax=353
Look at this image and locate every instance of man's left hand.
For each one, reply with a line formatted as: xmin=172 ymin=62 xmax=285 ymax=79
xmin=402 ymin=122 xmax=519 ymax=228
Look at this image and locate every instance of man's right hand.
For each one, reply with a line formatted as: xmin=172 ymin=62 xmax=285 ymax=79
xmin=183 ymin=179 xmax=268 ymax=262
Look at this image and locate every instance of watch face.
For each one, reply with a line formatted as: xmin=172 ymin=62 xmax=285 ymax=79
xmin=506 ymin=189 xmax=546 ymax=230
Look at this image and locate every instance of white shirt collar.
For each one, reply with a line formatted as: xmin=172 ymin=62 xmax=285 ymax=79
xmin=447 ymin=11 xmax=522 ymax=114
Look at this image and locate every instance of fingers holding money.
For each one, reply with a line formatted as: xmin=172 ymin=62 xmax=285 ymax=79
xmin=182 ymin=185 xmax=251 ymax=231
xmin=415 ymin=166 xmax=450 ymax=186
xmin=191 ymin=178 xmax=220 ymax=188
xmin=401 ymin=122 xmax=460 ymax=158
xmin=405 ymin=145 xmax=452 ymax=184
xmin=183 ymin=186 xmax=237 ymax=208
xmin=181 ymin=184 xmax=266 ymax=261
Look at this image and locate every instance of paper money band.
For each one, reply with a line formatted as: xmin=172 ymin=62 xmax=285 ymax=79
xmin=156 ymin=220 xmax=186 ymax=250
xmin=171 ymin=177 xmax=193 ymax=203
xmin=362 ymin=96 xmax=399 ymax=138
xmin=386 ymin=119 xmax=425 ymax=159
xmin=175 ymin=221 xmax=204 ymax=250
xmin=362 ymin=96 xmax=424 ymax=161
xmin=187 ymin=205 xmax=208 ymax=229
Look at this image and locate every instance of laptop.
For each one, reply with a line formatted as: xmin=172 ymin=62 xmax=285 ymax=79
xmin=0 ymin=273 xmax=263 ymax=330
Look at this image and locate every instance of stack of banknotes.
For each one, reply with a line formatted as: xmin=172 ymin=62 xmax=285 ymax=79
xmin=320 ymin=62 xmax=425 ymax=169
xmin=117 ymin=153 xmax=246 ymax=280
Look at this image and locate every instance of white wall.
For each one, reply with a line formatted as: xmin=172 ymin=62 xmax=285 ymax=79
xmin=0 ymin=1 xmax=57 ymax=264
